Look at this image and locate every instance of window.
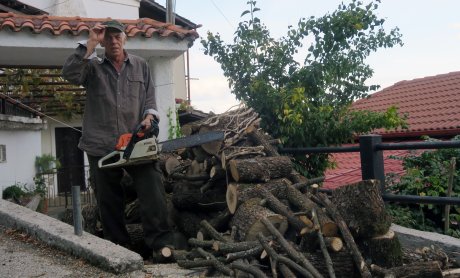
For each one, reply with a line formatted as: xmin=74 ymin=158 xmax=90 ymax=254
xmin=0 ymin=145 xmax=6 ymax=162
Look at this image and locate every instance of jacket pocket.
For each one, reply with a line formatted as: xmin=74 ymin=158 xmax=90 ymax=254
xmin=126 ymin=75 xmax=145 ymax=98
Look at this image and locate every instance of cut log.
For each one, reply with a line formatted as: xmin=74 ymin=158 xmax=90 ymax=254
xmin=246 ymin=128 xmax=279 ymax=157
xmin=324 ymin=237 xmax=343 ymax=252
xmin=191 ymin=146 xmax=209 ymax=163
xmin=199 ymin=126 xmax=223 ymax=155
xmin=210 ymin=165 xmax=226 ymax=180
xmin=315 ymin=193 xmax=372 ymax=278
xmin=172 ymin=181 xmax=226 ymax=211
xmin=370 ymin=261 xmax=442 ymax=278
xmin=229 ymin=156 xmax=293 ymax=182
xmin=231 ymin=198 xmax=288 ymax=241
xmin=255 ymin=184 xmax=313 ymax=235
xmin=312 ymin=208 xmax=336 ymax=278
xmin=226 ymin=178 xmax=291 ymax=214
xmin=220 ymin=146 xmax=266 ymax=170
xmin=360 ymin=229 xmax=403 ymax=268
xmin=260 ymin=219 xmax=324 ymax=278
xmin=285 ymin=184 xmax=337 ymax=237
xmin=304 ymin=251 xmax=355 ymax=278
xmin=163 ymin=155 xmax=181 ymax=176
xmin=331 ymin=179 xmax=391 ymax=239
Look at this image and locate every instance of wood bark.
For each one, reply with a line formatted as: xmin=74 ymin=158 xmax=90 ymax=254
xmin=359 ymin=229 xmax=403 ymax=268
xmin=172 ymin=181 xmax=226 ymax=211
xmin=226 ymin=178 xmax=291 ymax=214
xmin=255 ymin=184 xmax=313 ymax=235
xmin=260 ymin=219 xmax=323 ymax=278
xmin=285 ymin=184 xmax=337 ymax=236
xmin=229 ymin=156 xmax=293 ymax=182
xmin=304 ymin=251 xmax=355 ymax=278
xmin=312 ymin=208 xmax=336 ymax=278
xmin=246 ymin=128 xmax=279 ymax=157
xmin=332 ymin=179 xmax=391 ymax=239
xmin=315 ymin=193 xmax=372 ymax=278
xmin=370 ymin=261 xmax=442 ymax=278
xmin=231 ymin=198 xmax=288 ymax=241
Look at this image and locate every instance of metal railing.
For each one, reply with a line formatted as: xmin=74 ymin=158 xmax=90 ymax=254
xmin=37 ymin=165 xmax=95 ymax=208
xmin=279 ymin=134 xmax=460 ymax=205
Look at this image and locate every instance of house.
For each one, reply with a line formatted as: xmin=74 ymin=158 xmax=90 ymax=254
xmin=324 ymin=71 xmax=460 ymax=189
xmin=0 ymin=0 xmax=200 ymax=194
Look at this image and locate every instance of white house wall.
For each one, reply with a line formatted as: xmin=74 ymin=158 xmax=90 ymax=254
xmin=173 ymin=54 xmax=187 ymax=101
xmin=19 ymin=0 xmax=140 ymax=18
xmin=0 ymin=129 xmax=41 ymax=192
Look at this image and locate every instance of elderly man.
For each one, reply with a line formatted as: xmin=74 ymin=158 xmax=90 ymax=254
xmin=62 ymin=20 xmax=178 ymax=257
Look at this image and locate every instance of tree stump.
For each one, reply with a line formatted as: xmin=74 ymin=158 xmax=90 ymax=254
xmin=231 ymin=198 xmax=288 ymax=241
xmin=229 ymin=156 xmax=292 ymax=182
xmin=331 ymin=179 xmax=391 ymax=238
xmin=360 ymin=229 xmax=403 ymax=268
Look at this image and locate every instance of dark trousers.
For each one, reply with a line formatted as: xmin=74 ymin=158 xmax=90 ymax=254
xmin=88 ymin=155 xmax=173 ymax=250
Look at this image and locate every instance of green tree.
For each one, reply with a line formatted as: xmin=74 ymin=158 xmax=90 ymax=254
xmin=202 ymin=0 xmax=406 ymax=177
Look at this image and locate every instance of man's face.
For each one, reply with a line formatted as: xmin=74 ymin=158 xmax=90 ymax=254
xmin=102 ymin=30 xmax=126 ymax=58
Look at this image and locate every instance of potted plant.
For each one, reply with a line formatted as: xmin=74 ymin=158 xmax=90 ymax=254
xmin=35 ymin=154 xmax=61 ymax=174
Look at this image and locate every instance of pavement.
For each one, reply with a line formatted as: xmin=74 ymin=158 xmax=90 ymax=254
xmin=0 ymin=199 xmax=200 ymax=277
xmin=1 ymin=198 xmax=460 ymax=277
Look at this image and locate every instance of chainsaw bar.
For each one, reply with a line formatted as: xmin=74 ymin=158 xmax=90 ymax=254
xmin=159 ymin=131 xmax=224 ymax=152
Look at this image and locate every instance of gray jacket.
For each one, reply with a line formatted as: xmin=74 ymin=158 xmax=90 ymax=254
xmin=62 ymin=43 xmax=159 ymax=156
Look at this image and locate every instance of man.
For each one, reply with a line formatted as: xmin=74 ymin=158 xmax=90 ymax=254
xmin=62 ymin=20 xmax=176 ymax=255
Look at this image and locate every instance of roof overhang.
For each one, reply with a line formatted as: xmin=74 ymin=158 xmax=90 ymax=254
xmin=0 ymin=13 xmax=199 ymax=67
xmin=0 ymin=28 xmax=191 ymax=67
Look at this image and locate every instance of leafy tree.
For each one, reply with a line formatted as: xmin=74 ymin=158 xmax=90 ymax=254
xmin=202 ymin=0 xmax=406 ymax=176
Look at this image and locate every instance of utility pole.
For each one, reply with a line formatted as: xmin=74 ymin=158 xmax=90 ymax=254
xmin=166 ymin=0 xmax=175 ymax=24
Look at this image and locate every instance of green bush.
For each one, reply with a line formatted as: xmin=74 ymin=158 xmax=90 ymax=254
xmin=386 ymin=136 xmax=460 ymax=237
xmin=2 ymin=183 xmax=28 ymax=200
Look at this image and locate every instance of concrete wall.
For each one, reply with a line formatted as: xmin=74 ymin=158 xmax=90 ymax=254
xmin=0 ymin=129 xmax=41 ymax=193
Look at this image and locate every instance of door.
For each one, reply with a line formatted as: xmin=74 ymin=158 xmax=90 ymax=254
xmin=55 ymin=127 xmax=84 ymax=194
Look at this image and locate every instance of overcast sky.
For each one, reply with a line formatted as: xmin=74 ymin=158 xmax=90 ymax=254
xmin=168 ymin=0 xmax=460 ymax=113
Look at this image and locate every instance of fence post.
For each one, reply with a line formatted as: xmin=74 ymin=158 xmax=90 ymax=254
xmin=359 ymin=134 xmax=385 ymax=192
xmin=72 ymin=186 xmax=83 ymax=236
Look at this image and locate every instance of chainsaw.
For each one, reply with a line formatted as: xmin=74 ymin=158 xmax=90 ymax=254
xmin=98 ymin=120 xmax=224 ymax=169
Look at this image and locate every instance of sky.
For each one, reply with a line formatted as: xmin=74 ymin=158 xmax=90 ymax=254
xmin=166 ymin=0 xmax=460 ymax=114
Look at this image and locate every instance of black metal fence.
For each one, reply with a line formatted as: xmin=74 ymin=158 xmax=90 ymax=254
xmin=37 ymin=165 xmax=95 ymax=208
xmin=279 ymin=134 xmax=460 ymax=206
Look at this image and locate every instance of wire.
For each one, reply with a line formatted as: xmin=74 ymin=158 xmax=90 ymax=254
xmin=0 ymin=81 xmax=175 ymax=133
xmin=41 ymin=0 xmax=71 ymax=11
xmin=209 ymin=0 xmax=234 ymax=29
xmin=0 ymin=92 xmax=82 ymax=133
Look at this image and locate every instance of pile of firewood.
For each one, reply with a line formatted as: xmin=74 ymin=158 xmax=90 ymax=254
xmin=63 ymin=106 xmax=457 ymax=277
xmin=151 ymin=106 xmax=453 ymax=277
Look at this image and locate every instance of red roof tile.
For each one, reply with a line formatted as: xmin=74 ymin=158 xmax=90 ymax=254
xmin=325 ymin=72 xmax=460 ymax=189
xmin=353 ymin=71 xmax=460 ymax=136
xmin=323 ymin=147 xmax=409 ymax=190
xmin=0 ymin=12 xmax=199 ymax=41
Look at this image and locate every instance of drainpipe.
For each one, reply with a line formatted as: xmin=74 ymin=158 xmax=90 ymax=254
xmin=166 ymin=0 xmax=175 ymax=24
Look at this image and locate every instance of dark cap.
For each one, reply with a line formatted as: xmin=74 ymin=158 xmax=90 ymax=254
xmin=102 ymin=20 xmax=125 ymax=33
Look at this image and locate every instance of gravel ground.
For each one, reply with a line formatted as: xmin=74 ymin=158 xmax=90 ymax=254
xmin=0 ymin=224 xmax=202 ymax=278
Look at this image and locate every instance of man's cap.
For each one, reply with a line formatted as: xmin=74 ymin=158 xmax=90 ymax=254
xmin=102 ymin=20 xmax=125 ymax=33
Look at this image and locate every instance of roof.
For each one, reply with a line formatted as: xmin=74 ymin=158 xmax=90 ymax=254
xmin=324 ymin=71 xmax=460 ymax=189
xmin=0 ymin=12 xmax=199 ymax=40
xmin=323 ymin=147 xmax=408 ymax=190
xmin=353 ymin=71 xmax=460 ymax=138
